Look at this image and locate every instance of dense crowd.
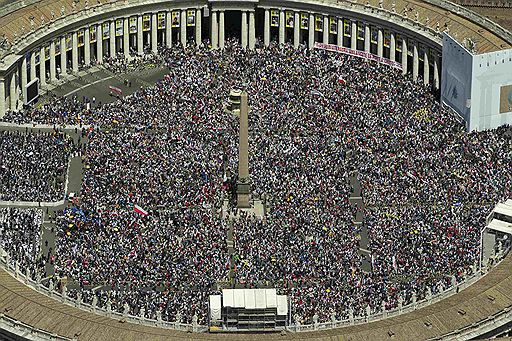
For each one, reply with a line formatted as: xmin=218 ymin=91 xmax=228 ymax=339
xmin=0 ymin=129 xmax=76 ymax=202
xmin=1 ymin=41 xmax=511 ymax=325
xmin=0 ymin=208 xmax=42 ymax=277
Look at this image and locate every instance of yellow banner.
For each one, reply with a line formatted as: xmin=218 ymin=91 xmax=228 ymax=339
xmin=77 ymin=30 xmax=85 ymax=46
xmin=285 ymin=11 xmax=294 ymax=28
xmin=187 ymin=10 xmax=195 ymax=26
xmin=329 ymin=17 xmax=337 ymax=34
xmin=102 ymin=22 xmax=110 ymax=40
xmin=129 ymin=17 xmax=137 ymax=33
xmin=89 ymin=26 xmax=97 ymax=43
xmin=300 ymin=13 xmax=308 ymax=30
xmin=115 ymin=19 xmax=123 ymax=37
xmin=142 ymin=14 xmax=151 ymax=31
xmin=343 ymin=19 xmax=351 ymax=37
xmin=315 ymin=15 xmax=323 ymax=32
xmin=384 ymin=30 xmax=390 ymax=47
xmin=158 ymin=12 xmax=166 ymax=29
xmin=171 ymin=11 xmax=180 ymax=27
xmin=271 ymin=10 xmax=279 ymax=27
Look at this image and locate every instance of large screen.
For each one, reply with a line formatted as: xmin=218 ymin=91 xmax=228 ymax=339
xmin=25 ymin=78 xmax=39 ymax=105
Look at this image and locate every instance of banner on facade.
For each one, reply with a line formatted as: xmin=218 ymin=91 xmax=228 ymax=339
xmin=396 ymin=34 xmax=402 ymax=52
xmin=343 ymin=19 xmax=351 ymax=37
xmin=357 ymin=22 xmax=364 ymax=41
xmin=271 ymin=10 xmax=279 ymax=27
xmin=285 ymin=11 xmax=294 ymax=28
xmin=418 ymin=44 xmax=425 ymax=61
xmin=329 ymin=17 xmax=337 ymax=34
xmin=35 ymin=51 xmax=40 ymax=65
xmin=44 ymin=46 xmax=50 ymax=60
xmin=77 ymin=30 xmax=85 ymax=46
xmin=102 ymin=22 xmax=110 ymax=40
xmin=142 ymin=14 xmax=151 ymax=31
xmin=129 ymin=17 xmax=137 ymax=33
xmin=115 ymin=19 xmax=123 ymax=36
xmin=172 ymin=11 xmax=180 ymax=27
xmin=300 ymin=13 xmax=308 ymax=29
xmin=90 ymin=26 xmax=97 ymax=43
xmin=187 ymin=10 xmax=195 ymax=26
xmin=314 ymin=42 xmax=402 ymax=70
xmin=407 ymin=39 xmax=414 ymax=56
xmin=370 ymin=27 xmax=378 ymax=44
xmin=315 ymin=15 xmax=322 ymax=31
xmin=55 ymin=40 xmax=61 ymax=55
xmin=384 ymin=30 xmax=390 ymax=48
xmin=158 ymin=12 xmax=166 ymax=29
xmin=66 ymin=34 xmax=73 ymax=50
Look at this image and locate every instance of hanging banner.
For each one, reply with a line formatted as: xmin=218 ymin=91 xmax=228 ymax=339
xmin=44 ymin=46 xmax=50 ymax=60
xmin=102 ymin=22 xmax=110 ymax=40
xmin=158 ymin=12 xmax=166 ymax=29
xmin=90 ymin=26 xmax=97 ymax=43
xmin=315 ymin=15 xmax=322 ymax=31
xmin=343 ymin=19 xmax=351 ymax=37
xmin=396 ymin=34 xmax=402 ymax=52
xmin=271 ymin=10 xmax=279 ymax=27
xmin=407 ymin=39 xmax=414 ymax=56
xmin=55 ymin=40 xmax=61 ymax=55
xmin=314 ymin=42 xmax=403 ymax=70
xmin=187 ymin=10 xmax=195 ymax=26
xmin=357 ymin=22 xmax=364 ymax=41
xmin=384 ymin=30 xmax=391 ymax=48
xmin=77 ymin=30 xmax=85 ymax=47
xmin=329 ymin=17 xmax=337 ymax=34
xmin=115 ymin=19 xmax=123 ymax=36
xmin=370 ymin=27 xmax=378 ymax=44
xmin=142 ymin=14 xmax=151 ymax=31
xmin=418 ymin=44 xmax=425 ymax=61
xmin=300 ymin=13 xmax=308 ymax=30
xmin=285 ymin=11 xmax=294 ymax=28
xmin=129 ymin=17 xmax=137 ymax=33
xmin=66 ymin=34 xmax=73 ymax=51
xmin=171 ymin=11 xmax=180 ymax=27
xmin=35 ymin=51 xmax=40 ymax=65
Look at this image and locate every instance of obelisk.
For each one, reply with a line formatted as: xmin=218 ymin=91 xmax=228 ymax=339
xmin=237 ymin=91 xmax=251 ymax=208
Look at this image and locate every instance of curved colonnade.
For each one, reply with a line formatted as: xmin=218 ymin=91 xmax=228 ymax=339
xmin=0 ymin=0 xmax=510 ymax=117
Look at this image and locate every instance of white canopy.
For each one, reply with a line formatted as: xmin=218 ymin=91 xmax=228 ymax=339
xmin=209 ymin=295 xmax=222 ymax=321
xmin=221 ymin=289 xmax=288 ymax=315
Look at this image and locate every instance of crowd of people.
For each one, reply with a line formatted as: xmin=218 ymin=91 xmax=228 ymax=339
xmin=0 ymin=129 xmax=76 ymax=202
xmin=0 ymin=40 xmax=510 ymax=325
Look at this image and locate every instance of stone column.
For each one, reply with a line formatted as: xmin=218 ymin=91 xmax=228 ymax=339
xmin=377 ymin=29 xmax=383 ymax=57
xmin=402 ymin=38 xmax=408 ymax=76
xmin=323 ymin=16 xmax=329 ymax=43
xmin=49 ymin=41 xmax=56 ymax=82
xmin=249 ymin=10 xmax=255 ymax=49
xmin=413 ymin=43 xmax=419 ymax=81
xmin=110 ymin=21 xmax=116 ymax=57
xmin=308 ymin=13 xmax=314 ymax=49
xmin=137 ymin=15 xmax=143 ymax=54
xmin=10 ymin=72 xmax=17 ymax=111
xmin=337 ymin=18 xmax=343 ymax=46
xmin=264 ymin=9 xmax=270 ymax=46
xmin=72 ymin=31 xmax=79 ymax=72
xmin=30 ymin=52 xmax=36 ymax=81
xmin=237 ymin=91 xmax=251 ymax=208
xmin=124 ymin=18 xmax=130 ymax=58
xmin=279 ymin=10 xmax=285 ymax=44
xmin=351 ymin=21 xmax=357 ymax=49
xmin=40 ymin=46 xmax=46 ymax=86
xmin=219 ymin=11 xmax=225 ymax=49
xmin=152 ymin=13 xmax=158 ymax=53
xmin=181 ymin=10 xmax=187 ymax=46
xmin=364 ymin=24 xmax=370 ymax=52
xmin=433 ymin=57 xmax=439 ymax=90
xmin=293 ymin=12 xmax=300 ymax=48
xmin=97 ymin=24 xmax=103 ymax=62
xmin=166 ymin=12 xmax=172 ymax=47
xmin=84 ymin=27 xmax=91 ymax=65
xmin=390 ymin=32 xmax=396 ymax=61
xmin=61 ymin=36 xmax=67 ymax=75
xmin=0 ymin=78 xmax=5 ymax=117
xmin=241 ymin=11 xmax=248 ymax=48
xmin=21 ymin=57 xmax=27 ymax=101
xmin=196 ymin=8 xmax=202 ymax=46
xmin=423 ymin=51 xmax=429 ymax=85
xmin=211 ymin=11 xmax=218 ymax=49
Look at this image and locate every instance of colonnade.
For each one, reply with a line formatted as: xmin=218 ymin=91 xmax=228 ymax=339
xmin=0 ymin=6 xmax=441 ymax=117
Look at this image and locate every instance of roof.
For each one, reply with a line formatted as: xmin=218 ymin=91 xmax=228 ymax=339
xmin=0 ymin=253 xmax=511 ymax=340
